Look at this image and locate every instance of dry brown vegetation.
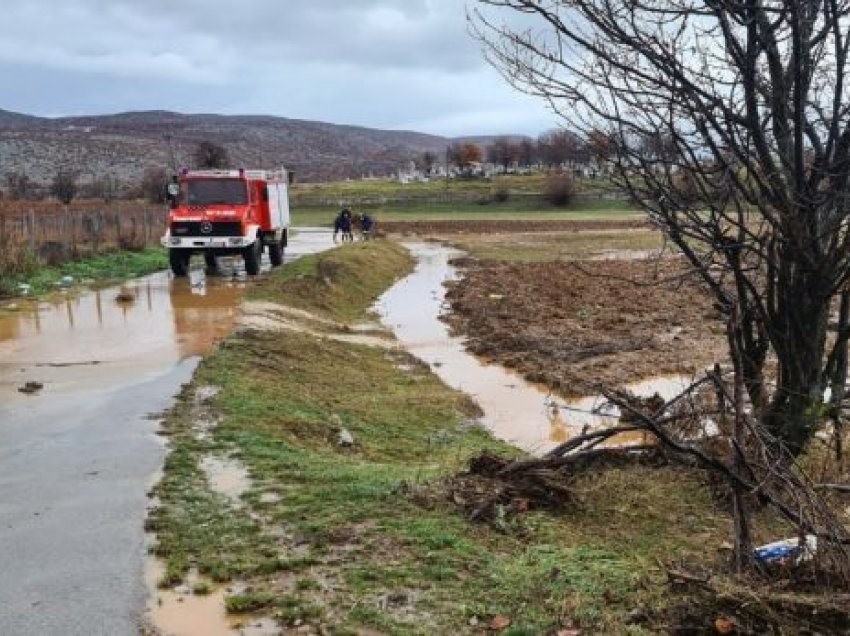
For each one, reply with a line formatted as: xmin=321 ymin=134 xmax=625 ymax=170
xmin=0 ymin=201 xmax=165 ymax=292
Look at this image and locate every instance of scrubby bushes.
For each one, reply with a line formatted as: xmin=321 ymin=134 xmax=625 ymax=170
xmin=543 ymin=171 xmax=577 ymax=207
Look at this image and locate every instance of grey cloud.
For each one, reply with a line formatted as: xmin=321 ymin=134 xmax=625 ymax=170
xmin=0 ymin=0 xmax=555 ymax=136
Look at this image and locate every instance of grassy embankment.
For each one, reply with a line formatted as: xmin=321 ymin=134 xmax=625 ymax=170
xmin=0 ymin=247 xmax=168 ymax=300
xmin=148 ymin=239 xmax=743 ymax=634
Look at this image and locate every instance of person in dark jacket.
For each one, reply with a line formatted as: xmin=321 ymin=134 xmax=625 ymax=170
xmin=360 ymin=212 xmax=374 ymax=240
xmin=334 ymin=208 xmax=354 ymax=243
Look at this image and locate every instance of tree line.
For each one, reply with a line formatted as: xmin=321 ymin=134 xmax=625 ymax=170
xmin=418 ymin=129 xmax=610 ymax=174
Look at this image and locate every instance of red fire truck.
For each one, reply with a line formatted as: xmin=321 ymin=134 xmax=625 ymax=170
xmin=161 ymin=168 xmax=292 ymax=276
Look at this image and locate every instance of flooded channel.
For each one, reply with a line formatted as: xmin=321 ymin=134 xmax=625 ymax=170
xmin=377 ymin=243 xmax=691 ymax=455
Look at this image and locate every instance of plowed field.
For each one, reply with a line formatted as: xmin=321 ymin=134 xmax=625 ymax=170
xmin=445 ymin=257 xmax=725 ymax=395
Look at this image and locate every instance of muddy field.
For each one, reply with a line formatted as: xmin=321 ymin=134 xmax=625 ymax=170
xmin=445 ymin=256 xmax=726 ymax=396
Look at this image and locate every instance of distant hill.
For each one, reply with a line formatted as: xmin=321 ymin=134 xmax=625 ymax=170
xmin=0 ymin=109 xmax=528 ymax=187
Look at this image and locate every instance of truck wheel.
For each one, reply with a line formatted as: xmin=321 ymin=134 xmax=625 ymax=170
xmin=204 ymin=252 xmax=220 ymax=274
xmin=169 ymin=249 xmax=190 ymax=277
xmin=243 ymin=240 xmax=262 ymax=275
xmin=268 ymin=241 xmax=284 ymax=267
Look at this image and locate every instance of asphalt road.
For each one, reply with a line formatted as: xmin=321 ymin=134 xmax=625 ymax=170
xmin=0 ymin=363 xmax=196 ymax=635
xmin=0 ymin=229 xmax=332 ymax=636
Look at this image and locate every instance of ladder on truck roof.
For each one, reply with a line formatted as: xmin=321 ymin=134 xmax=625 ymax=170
xmin=183 ymin=168 xmax=289 ymax=181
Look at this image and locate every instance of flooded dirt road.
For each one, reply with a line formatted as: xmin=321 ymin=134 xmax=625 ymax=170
xmin=0 ymin=229 xmax=332 ymax=636
xmin=377 ymin=243 xmax=690 ymax=455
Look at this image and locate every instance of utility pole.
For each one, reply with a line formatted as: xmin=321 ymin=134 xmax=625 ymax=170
xmin=164 ymin=133 xmax=177 ymax=174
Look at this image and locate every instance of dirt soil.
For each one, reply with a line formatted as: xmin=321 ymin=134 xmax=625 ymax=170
xmin=380 ymin=218 xmax=645 ymax=235
xmin=445 ymin=257 xmax=725 ymax=396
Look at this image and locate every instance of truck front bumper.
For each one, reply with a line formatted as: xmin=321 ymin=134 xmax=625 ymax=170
xmin=161 ymin=235 xmax=256 ymax=249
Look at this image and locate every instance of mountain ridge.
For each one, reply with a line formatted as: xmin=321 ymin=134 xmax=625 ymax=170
xmin=0 ymin=108 xmax=527 ymax=184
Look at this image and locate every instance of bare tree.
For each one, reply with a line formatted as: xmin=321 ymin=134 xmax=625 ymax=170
xmin=537 ymin=129 xmax=587 ymax=168
xmin=51 ymin=170 xmax=78 ymax=205
xmin=516 ymin=138 xmax=537 ymax=168
xmin=486 ymin=136 xmax=518 ymax=172
xmin=422 ymin=150 xmax=437 ymax=175
xmin=192 ymin=140 xmax=230 ymax=169
xmin=140 ymin=167 xmax=168 ymax=204
xmin=4 ymin=171 xmax=34 ymax=200
xmin=473 ymin=0 xmax=850 ymax=455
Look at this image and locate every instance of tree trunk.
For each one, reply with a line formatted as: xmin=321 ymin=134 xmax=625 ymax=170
xmin=829 ymin=291 xmax=850 ymax=462
xmin=764 ymin=278 xmax=829 ymax=454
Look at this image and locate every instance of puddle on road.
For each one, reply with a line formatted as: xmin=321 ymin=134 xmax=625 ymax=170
xmin=0 ymin=272 xmax=241 ymax=399
xmin=0 ymin=229 xmax=333 ymax=401
xmin=377 ymin=243 xmax=692 ymax=455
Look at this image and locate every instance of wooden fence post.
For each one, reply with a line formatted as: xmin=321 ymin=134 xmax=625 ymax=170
xmin=143 ymin=205 xmax=150 ymax=246
xmin=26 ymin=209 xmax=36 ymax=255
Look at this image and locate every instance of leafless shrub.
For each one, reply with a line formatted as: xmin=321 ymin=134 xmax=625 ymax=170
xmin=51 ymin=170 xmax=78 ymax=205
xmin=140 ymin=167 xmax=168 ymax=204
xmin=542 ymin=170 xmax=576 ymax=207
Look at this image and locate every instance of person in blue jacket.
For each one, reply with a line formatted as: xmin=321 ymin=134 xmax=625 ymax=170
xmin=360 ymin=211 xmax=374 ymax=240
xmin=334 ymin=208 xmax=353 ymax=243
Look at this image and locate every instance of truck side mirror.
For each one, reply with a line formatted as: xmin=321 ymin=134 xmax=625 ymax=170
xmin=262 ymin=186 xmax=269 ymax=202
xmin=288 ymin=171 xmax=296 ymax=185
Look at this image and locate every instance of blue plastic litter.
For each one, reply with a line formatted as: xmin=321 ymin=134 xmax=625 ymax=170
xmin=754 ymin=544 xmax=800 ymax=562
xmin=754 ymin=535 xmax=816 ymax=564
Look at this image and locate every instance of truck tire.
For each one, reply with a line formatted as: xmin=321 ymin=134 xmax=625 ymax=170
xmin=169 ymin=249 xmax=190 ymax=277
xmin=243 ymin=239 xmax=262 ymax=275
xmin=204 ymin=252 xmax=220 ymax=274
xmin=268 ymin=241 xmax=284 ymax=267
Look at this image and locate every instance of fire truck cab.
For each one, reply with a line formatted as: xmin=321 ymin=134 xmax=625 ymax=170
xmin=161 ymin=167 xmax=292 ymax=276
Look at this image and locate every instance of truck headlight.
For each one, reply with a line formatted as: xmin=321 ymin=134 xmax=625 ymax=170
xmin=170 ymin=237 xmax=181 ymax=246
xmin=228 ymin=237 xmax=242 ymax=246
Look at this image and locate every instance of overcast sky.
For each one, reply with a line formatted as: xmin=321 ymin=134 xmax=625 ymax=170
xmin=0 ymin=0 xmax=556 ymax=137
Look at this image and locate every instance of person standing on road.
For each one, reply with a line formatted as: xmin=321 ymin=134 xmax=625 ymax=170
xmin=340 ymin=208 xmax=354 ymax=242
xmin=360 ymin=211 xmax=374 ymax=240
xmin=334 ymin=207 xmax=354 ymax=243
xmin=333 ymin=210 xmax=344 ymax=243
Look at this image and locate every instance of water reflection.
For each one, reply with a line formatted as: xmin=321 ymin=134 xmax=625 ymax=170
xmin=0 ymin=229 xmax=333 ymax=399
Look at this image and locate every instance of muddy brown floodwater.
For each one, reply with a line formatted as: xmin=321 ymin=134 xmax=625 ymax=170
xmin=0 ymin=229 xmax=331 ymax=401
xmin=377 ymin=243 xmax=691 ymax=455
xmin=0 ymin=229 xmax=333 ymax=636
xmin=0 ymin=274 xmax=240 ymax=397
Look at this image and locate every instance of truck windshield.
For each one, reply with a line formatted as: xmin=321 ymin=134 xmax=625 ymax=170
xmin=182 ymin=179 xmax=247 ymax=205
